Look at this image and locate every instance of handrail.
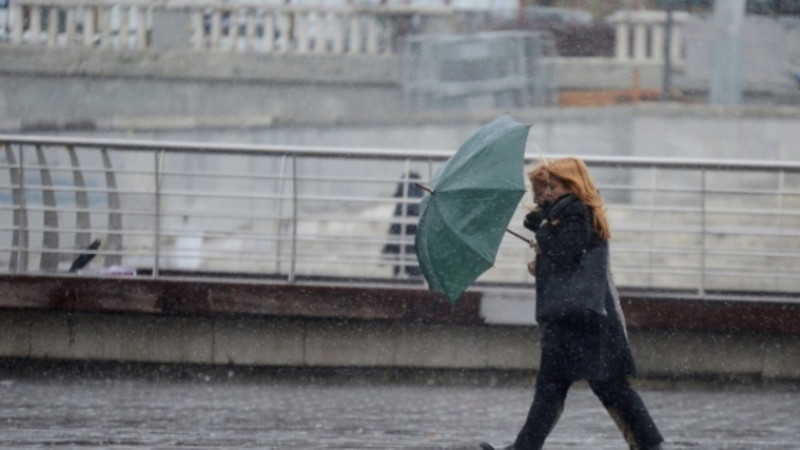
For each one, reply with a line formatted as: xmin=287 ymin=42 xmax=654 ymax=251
xmin=4 ymin=134 xmax=800 ymax=171
xmin=3 ymin=134 xmax=800 ymax=302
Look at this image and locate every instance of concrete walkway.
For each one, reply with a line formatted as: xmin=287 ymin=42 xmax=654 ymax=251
xmin=0 ymin=371 xmax=797 ymax=449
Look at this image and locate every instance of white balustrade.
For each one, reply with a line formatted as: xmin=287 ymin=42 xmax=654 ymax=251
xmin=609 ymin=9 xmax=689 ymax=66
xmin=4 ymin=0 xmax=453 ymax=57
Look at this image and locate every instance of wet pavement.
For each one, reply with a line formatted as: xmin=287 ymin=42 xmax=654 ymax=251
xmin=0 ymin=374 xmax=798 ymax=449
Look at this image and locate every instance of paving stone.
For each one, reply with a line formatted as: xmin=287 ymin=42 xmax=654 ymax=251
xmin=0 ymin=377 xmax=797 ymax=449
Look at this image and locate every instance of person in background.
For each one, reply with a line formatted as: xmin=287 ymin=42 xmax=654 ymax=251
xmin=382 ymin=171 xmax=424 ymax=277
xmin=480 ymin=157 xmax=663 ymax=450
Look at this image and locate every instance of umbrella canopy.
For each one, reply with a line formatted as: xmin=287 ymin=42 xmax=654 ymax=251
xmin=415 ymin=114 xmax=530 ymax=303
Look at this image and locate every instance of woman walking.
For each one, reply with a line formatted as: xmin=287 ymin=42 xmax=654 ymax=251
xmin=480 ymin=157 xmax=663 ymax=450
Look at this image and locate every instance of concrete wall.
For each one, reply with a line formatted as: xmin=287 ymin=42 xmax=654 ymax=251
xmin=1 ymin=308 xmax=798 ymax=381
xmin=0 ymin=309 xmax=538 ymax=371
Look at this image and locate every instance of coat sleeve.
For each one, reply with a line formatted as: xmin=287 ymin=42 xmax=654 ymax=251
xmin=535 ymin=201 xmax=589 ymax=269
xmin=523 ymin=208 xmax=546 ymax=232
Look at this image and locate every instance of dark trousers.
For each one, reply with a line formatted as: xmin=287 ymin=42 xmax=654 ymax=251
xmin=514 ymin=374 xmax=663 ymax=450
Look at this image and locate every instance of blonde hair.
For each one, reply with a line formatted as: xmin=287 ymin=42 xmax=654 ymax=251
xmin=546 ymin=157 xmax=611 ymax=240
xmin=525 ymin=159 xmax=551 ymax=209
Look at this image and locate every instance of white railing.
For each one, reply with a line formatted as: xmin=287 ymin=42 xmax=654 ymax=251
xmin=609 ymin=9 xmax=689 ymax=66
xmin=2 ymin=134 xmax=800 ymax=301
xmin=2 ymin=0 xmax=454 ymax=55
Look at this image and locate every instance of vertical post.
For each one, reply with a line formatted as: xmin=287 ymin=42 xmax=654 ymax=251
xmin=119 ymin=6 xmax=130 ymax=50
xmin=349 ymin=14 xmax=360 ymax=54
xmin=65 ymin=7 xmax=76 ymax=46
xmin=699 ymin=168 xmax=706 ymax=296
xmin=102 ymin=149 xmax=123 ymax=266
xmin=383 ymin=15 xmax=393 ymax=55
xmin=314 ymin=11 xmax=326 ymax=54
xmin=83 ymin=6 xmax=95 ymax=47
xmin=135 ymin=6 xmax=147 ymax=50
xmin=16 ymin=144 xmax=27 ymax=272
xmin=10 ymin=3 xmax=23 ymax=45
xmin=153 ymin=150 xmax=163 ymax=278
xmin=245 ymin=8 xmax=257 ymax=52
xmin=297 ymin=12 xmax=309 ymax=53
xmin=47 ymin=7 xmax=58 ymax=47
xmin=263 ymin=10 xmax=275 ymax=53
xmin=662 ymin=3 xmax=674 ymax=102
xmin=289 ymin=154 xmax=298 ymax=283
xmin=190 ymin=8 xmax=204 ymax=51
xmin=776 ymin=170 xmax=785 ymax=290
xmin=35 ymin=145 xmax=59 ymax=272
xmin=331 ymin=12 xmax=343 ymax=53
xmin=366 ymin=15 xmax=378 ymax=54
xmin=670 ymin=17 xmax=683 ymax=65
xmin=279 ymin=11 xmax=290 ymax=54
xmin=398 ymin=160 xmax=411 ymax=278
xmin=210 ymin=9 xmax=221 ymax=50
xmin=275 ymin=154 xmax=288 ymax=274
xmin=648 ymin=166 xmax=657 ymax=287
xmin=99 ymin=6 xmax=112 ymax=50
xmin=615 ymin=20 xmax=628 ymax=61
xmin=228 ymin=9 xmax=240 ymax=53
xmin=6 ymin=143 xmax=29 ymax=272
xmin=633 ymin=21 xmax=646 ymax=62
xmin=30 ymin=5 xmax=41 ymax=44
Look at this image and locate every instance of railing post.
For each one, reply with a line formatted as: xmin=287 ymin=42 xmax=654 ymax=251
xmin=5 ymin=143 xmax=28 ymax=272
xmin=348 ymin=14 xmax=360 ymax=54
xmin=119 ymin=6 xmax=131 ymax=50
xmin=331 ymin=12 xmax=343 ymax=54
xmin=263 ymin=10 xmax=275 ymax=53
xmin=245 ymin=8 xmax=257 ymax=53
xmin=275 ymin=154 xmax=288 ymax=275
xmin=398 ymin=159 xmax=411 ymax=278
xmin=314 ymin=11 xmax=326 ymax=54
xmin=289 ymin=154 xmax=298 ymax=283
xmin=99 ymin=6 xmax=112 ymax=50
xmin=65 ymin=7 xmax=77 ymax=46
xmin=153 ymin=150 xmax=163 ymax=278
xmin=10 ymin=3 xmax=23 ymax=45
xmin=47 ymin=7 xmax=58 ymax=47
xmin=366 ymin=15 xmax=378 ymax=54
xmin=700 ymin=168 xmax=707 ymax=296
xmin=228 ymin=9 xmax=240 ymax=53
xmin=83 ymin=6 xmax=95 ymax=48
xmin=297 ymin=12 xmax=309 ymax=53
xmin=776 ymin=170 xmax=786 ymax=290
xmin=648 ymin=166 xmax=657 ymax=287
xmin=30 ymin=5 xmax=41 ymax=45
xmin=135 ymin=6 xmax=147 ymax=50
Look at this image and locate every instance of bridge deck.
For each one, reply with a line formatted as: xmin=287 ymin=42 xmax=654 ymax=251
xmin=2 ymin=273 xmax=798 ymax=335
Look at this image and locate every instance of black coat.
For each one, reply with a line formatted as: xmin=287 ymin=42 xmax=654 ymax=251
xmin=524 ymin=194 xmax=636 ymax=381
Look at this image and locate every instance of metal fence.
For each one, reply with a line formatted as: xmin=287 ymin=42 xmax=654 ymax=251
xmin=2 ymin=134 xmax=800 ymax=301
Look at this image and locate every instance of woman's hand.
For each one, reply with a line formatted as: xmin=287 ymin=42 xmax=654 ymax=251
xmin=527 ymin=259 xmax=536 ymax=276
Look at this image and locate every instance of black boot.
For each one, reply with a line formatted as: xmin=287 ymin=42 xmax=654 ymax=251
xmin=479 ymin=442 xmax=515 ymax=450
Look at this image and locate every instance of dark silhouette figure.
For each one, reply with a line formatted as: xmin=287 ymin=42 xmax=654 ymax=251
xmin=69 ymin=239 xmax=102 ymax=272
xmin=382 ymin=172 xmax=424 ymax=277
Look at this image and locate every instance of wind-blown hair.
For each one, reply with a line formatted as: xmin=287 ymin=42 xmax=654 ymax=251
xmin=526 ymin=159 xmax=551 ymax=206
xmin=546 ymin=157 xmax=611 ymax=240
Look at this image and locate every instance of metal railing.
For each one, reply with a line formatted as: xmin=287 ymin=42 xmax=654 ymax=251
xmin=2 ymin=134 xmax=800 ymax=301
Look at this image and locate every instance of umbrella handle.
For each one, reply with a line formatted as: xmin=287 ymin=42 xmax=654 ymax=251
xmin=415 ymin=183 xmax=433 ymax=194
xmin=506 ymin=228 xmax=533 ymax=245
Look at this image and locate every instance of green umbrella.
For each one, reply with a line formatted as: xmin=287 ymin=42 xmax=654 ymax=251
xmin=415 ymin=114 xmax=531 ymax=304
